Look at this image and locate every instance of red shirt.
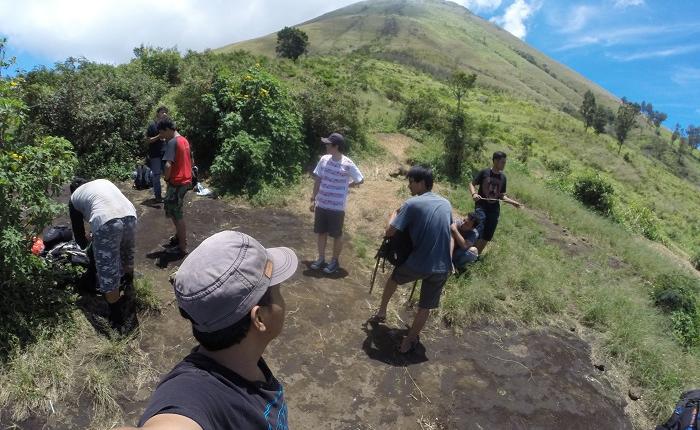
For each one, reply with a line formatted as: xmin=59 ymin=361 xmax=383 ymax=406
xmin=164 ymin=135 xmax=192 ymax=186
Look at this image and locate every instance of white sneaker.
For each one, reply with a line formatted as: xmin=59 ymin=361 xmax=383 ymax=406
xmin=310 ymin=258 xmax=325 ymax=270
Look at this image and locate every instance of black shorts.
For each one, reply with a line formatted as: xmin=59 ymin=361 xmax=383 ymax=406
xmin=475 ymin=206 xmax=500 ymax=242
xmin=314 ymin=207 xmax=345 ymax=238
xmin=391 ymin=265 xmax=449 ymax=309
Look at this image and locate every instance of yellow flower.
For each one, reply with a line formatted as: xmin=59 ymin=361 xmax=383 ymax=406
xmin=260 ymin=88 xmax=269 ymax=97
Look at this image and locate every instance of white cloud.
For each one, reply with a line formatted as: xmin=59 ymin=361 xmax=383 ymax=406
xmin=0 ymin=0 xmax=357 ymax=64
xmin=609 ymin=44 xmax=700 ymax=61
xmin=459 ymin=0 xmax=502 ymax=12
xmin=489 ymin=0 xmax=541 ymax=39
xmin=614 ymin=0 xmax=644 ymax=8
xmin=671 ymin=66 xmax=700 ymax=85
xmin=560 ymin=5 xmax=597 ymax=34
xmin=554 ymin=23 xmax=700 ymax=51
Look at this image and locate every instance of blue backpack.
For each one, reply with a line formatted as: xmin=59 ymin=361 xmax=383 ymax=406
xmin=657 ymin=390 xmax=700 ymax=430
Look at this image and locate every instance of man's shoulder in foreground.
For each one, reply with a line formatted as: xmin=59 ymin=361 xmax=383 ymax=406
xmin=139 ymin=352 xmax=286 ymax=430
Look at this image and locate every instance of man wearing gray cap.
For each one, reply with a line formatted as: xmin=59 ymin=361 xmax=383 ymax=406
xmin=117 ymin=231 xmax=298 ymax=430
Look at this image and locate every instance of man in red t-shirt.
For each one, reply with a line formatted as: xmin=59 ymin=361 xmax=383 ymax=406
xmin=158 ymin=118 xmax=193 ymax=257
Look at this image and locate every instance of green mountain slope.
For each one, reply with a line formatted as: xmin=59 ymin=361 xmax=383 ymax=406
xmin=219 ymin=0 xmax=617 ymax=111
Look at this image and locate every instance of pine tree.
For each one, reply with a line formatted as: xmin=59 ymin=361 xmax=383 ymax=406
xmin=580 ymin=90 xmax=596 ymax=131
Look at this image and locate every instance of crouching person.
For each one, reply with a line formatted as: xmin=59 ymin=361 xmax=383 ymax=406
xmin=115 ymin=231 xmax=298 ymax=430
xmin=369 ymin=166 xmax=453 ymax=354
xmin=69 ymin=178 xmax=137 ymax=331
xmin=451 ymin=212 xmax=480 ymax=272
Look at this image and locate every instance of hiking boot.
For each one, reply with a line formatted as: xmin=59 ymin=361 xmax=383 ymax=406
xmin=163 ymin=235 xmax=179 ymax=248
xmin=323 ymin=259 xmax=339 ymax=274
xmin=164 ymin=245 xmax=188 ymax=258
xmin=310 ymin=257 xmax=325 ymax=270
xmin=108 ymin=297 xmax=125 ymax=330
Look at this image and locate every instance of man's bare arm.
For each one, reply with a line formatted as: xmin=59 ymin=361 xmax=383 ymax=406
xmin=384 ymin=209 xmax=399 ymax=237
xmin=451 ymin=223 xmax=468 ymax=249
xmin=501 ymin=194 xmax=522 ymax=208
xmin=163 ymin=161 xmax=172 ymax=182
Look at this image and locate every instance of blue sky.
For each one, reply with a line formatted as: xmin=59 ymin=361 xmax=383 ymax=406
xmin=1 ymin=0 xmax=698 ymax=128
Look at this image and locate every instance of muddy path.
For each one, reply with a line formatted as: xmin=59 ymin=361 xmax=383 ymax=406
xmin=13 ymin=133 xmax=633 ymax=429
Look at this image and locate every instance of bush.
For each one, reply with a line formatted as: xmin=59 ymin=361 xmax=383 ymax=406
xmin=19 ymin=58 xmax=166 ymax=178
xmin=612 ymin=199 xmax=660 ymax=240
xmin=398 ymin=91 xmax=448 ymax=134
xmin=297 ymin=81 xmax=369 ymax=157
xmin=132 ymin=45 xmax=181 ymax=86
xmin=208 ymin=67 xmax=304 ymax=195
xmin=444 ymin=111 xmax=469 ymax=181
xmin=652 ymin=273 xmax=700 ymax=348
xmin=690 ymin=250 xmax=700 ymax=271
xmin=572 ymin=171 xmax=615 ymax=215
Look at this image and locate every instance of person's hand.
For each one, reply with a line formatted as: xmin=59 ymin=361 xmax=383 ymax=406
xmin=309 ymin=203 xmax=315 ymax=213
xmin=86 ymin=232 xmax=93 ymax=242
xmin=513 ymin=201 xmax=523 ymax=209
xmin=472 ymin=193 xmax=482 ymax=202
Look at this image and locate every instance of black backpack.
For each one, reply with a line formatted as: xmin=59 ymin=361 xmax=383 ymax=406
xmin=43 ymin=225 xmax=74 ymax=252
xmin=134 ymin=164 xmax=153 ymax=190
xmin=656 ymin=389 xmax=700 ymax=430
xmin=377 ymin=229 xmax=413 ymax=267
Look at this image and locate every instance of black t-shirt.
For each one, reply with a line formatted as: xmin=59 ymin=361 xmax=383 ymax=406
xmin=472 ymin=168 xmax=507 ymax=210
xmin=146 ymin=121 xmax=165 ymax=159
xmin=138 ymin=350 xmax=288 ymax=430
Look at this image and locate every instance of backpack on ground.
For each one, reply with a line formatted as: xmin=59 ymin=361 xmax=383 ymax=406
xmin=656 ymin=389 xmax=700 ymax=430
xmin=43 ymin=225 xmax=73 ymax=252
xmin=134 ymin=164 xmax=153 ymax=190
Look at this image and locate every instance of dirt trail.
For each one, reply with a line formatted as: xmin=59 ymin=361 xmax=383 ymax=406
xmin=22 ymin=133 xmax=633 ymax=429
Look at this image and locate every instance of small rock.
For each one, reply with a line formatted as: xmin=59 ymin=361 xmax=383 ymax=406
xmin=628 ymin=388 xmax=641 ymax=401
xmin=594 ymin=364 xmax=605 ymax=372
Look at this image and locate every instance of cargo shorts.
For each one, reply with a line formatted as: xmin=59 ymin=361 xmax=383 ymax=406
xmin=93 ymin=216 xmax=136 ymax=294
xmin=165 ymin=183 xmax=190 ymax=221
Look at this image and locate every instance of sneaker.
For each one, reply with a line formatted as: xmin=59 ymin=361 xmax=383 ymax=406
xmin=310 ymin=258 xmax=325 ymax=270
xmin=323 ymin=259 xmax=339 ymax=274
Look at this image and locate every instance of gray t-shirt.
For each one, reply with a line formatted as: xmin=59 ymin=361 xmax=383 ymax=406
xmin=70 ymin=179 xmax=137 ymax=232
xmin=391 ymin=192 xmax=453 ymax=274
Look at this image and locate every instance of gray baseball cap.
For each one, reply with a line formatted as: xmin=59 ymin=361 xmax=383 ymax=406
xmin=173 ymin=231 xmax=298 ymax=333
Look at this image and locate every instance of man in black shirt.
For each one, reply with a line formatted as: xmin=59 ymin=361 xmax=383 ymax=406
xmin=116 ymin=231 xmax=298 ymax=430
xmin=145 ymin=106 xmax=169 ymax=202
xmin=469 ymin=151 xmax=522 ymax=254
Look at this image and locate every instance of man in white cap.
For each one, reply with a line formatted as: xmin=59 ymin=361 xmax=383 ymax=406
xmin=116 ymin=231 xmax=298 ymax=430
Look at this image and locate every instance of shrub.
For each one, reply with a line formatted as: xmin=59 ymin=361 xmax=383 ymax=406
xmin=208 ymin=67 xmax=304 ymax=195
xmin=652 ymin=273 xmax=700 ymax=348
xmin=398 ymin=91 xmax=448 ymax=134
xmin=132 ymin=45 xmax=181 ymax=86
xmin=297 ymin=81 xmax=369 ymax=157
xmin=690 ymin=250 xmax=700 ymax=271
xmin=612 ymin=199 xmax=660 ymax=240
xmin=19 ymin=58 xmax=166 ymax=178
xmin=572 ymin=171 xmax=615 ymax=215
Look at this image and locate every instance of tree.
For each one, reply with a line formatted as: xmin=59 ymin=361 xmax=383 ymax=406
xmin=592 ymin=105 xmax=608 ymax=134
xmin=614 ymin=101 xmax=639 ymax=154
xmin=275 ymin=27 xmax=308 ymax=61
xmin=671 ymin=123 xmax=681 ymax=147
xmin=687 ymin=125 xmax=700 ymax=150
xmin=448 ymin=71 xmax=476 ymax=111
xmin=651 ymin=110 xmax=667 ymax=134
xmin=580 ymin=90 xmax=597 ymax=131
xmin=444 ymin=110 xmax=468 ymax=180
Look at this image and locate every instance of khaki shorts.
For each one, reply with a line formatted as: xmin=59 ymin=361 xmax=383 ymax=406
xmin=165 ymin=183 xmax=190 ymax=220
xmin=391 ymin=265 xmax=449 ymax=309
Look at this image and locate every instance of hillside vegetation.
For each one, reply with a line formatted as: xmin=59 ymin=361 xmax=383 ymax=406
xmin=1 ymin=0 xmax=700 ymax=427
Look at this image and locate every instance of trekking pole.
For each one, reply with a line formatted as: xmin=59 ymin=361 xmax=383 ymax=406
xmin=408 ymin=280 xmax=418 ymax=303
xmin=369 ymin=254 xmax=381 ymax=295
